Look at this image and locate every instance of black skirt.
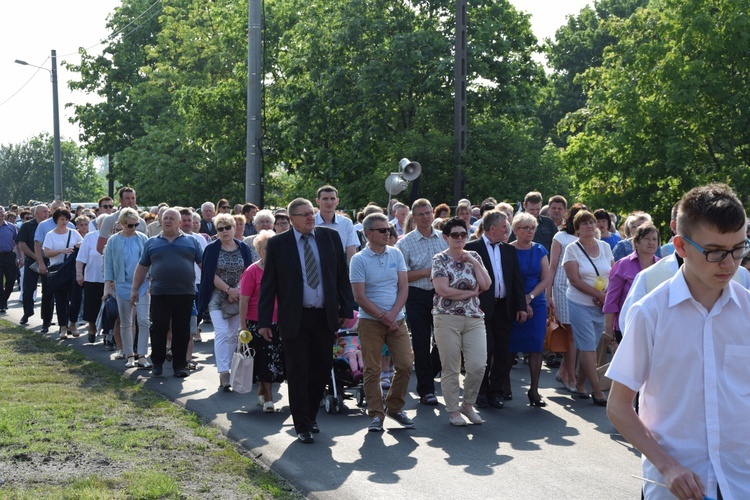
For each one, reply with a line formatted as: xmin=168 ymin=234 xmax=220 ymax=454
xmin=83 ymin=282 xmax=105 ymax=322
xmin=245 ymin=320 xmax=285 ymax=384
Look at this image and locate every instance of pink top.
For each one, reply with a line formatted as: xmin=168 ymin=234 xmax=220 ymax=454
xmin=602 ymin=251 xmax=659 ymax=330
xmin=239 ymin=263 xmax=278 ymax=322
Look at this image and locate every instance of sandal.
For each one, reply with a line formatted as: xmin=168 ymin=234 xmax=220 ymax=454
xmin=263 ymin=400 xmax=275 ymax=413
xmin=187 ymin=361 xmax=198 ymax=370
xmin=136 ymin=356 xmax=152 ymax=369
xmin=165 ymin=349 xmax=173 ymax=362
xmin=125 ymin=355 xmax=136 ymax=368
xmin=114 ymin=350 xmax=125 ymax=360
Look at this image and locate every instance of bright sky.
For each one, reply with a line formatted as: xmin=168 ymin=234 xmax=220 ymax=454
xmin=0 ymin=0 xmax=591 ymax=147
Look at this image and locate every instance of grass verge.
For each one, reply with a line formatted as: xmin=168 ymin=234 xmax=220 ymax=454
xmin=0 ymin=320 xmax=300 ymax=499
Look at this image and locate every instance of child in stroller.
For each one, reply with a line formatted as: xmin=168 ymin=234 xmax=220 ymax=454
xmin=335 ymin=334 xmax=363 ymax=382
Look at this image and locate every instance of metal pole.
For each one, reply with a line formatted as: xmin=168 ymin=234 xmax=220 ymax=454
xmin=51 ymin=49 xmax=63 ymax=201
xmin=246 ymin=0 xmax=263 ymax=205
xmin=453 ymin=0 xmax=467 ymax=204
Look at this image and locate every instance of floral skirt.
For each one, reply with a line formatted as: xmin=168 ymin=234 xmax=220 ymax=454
xmin=245 ymin=320 xmax=285 ymax=383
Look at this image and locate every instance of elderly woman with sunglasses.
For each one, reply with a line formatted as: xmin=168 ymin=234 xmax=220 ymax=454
xmin=198 ymin=213 xmax=254 ymax=390
xmin=432 ymin=217 xmax=492 ymax=426
xmin=103 ymin=208 xmax=151 ymax=367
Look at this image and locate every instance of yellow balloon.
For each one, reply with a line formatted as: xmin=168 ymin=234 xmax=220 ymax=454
xmin=239 ymin=330 xmax=252 ymax=343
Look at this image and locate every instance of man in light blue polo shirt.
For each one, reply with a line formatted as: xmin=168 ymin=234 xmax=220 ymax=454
xmin=350 ymin=212 xmax=414 ymax=432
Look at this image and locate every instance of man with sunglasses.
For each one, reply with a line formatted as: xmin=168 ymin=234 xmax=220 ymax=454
xmin=607 ymin=184 xmax=750 ymax=500
xmin=97 ymin=187 xmax=147 ymax=254
xmin=350 ymin=212 xmax=414 ymax=432
xmin=88 ymin=196 xmax=114 ymax=232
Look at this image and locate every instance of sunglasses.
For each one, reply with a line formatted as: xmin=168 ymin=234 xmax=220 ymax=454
xmin=217 ymin=225 xmax=234 ymax=232
xmin=449 ymin=232 xmax=468 ymax=239
xmin=369 ymin=228 xmax=390 ymax=234
xmin=126 ymin=223 xmax=138 ymax=228
xmin=219 ymin=205 xmax=230 ymax=210
xmin=101 ymin=204 xmax=113 ymax=209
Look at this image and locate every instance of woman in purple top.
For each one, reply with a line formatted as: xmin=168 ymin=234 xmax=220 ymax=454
xmin=602 ymin=223 xmax=660 ymax=348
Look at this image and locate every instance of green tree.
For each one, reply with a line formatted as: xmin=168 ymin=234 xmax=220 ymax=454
xmin=0 ymin=134 xmax=104 ymax=204
xmin=561 ymin=0 xmax=750 ymax=227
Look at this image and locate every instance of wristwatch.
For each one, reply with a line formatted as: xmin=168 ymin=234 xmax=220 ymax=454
xmin=528 ymin=293 xmax=535 ymax=300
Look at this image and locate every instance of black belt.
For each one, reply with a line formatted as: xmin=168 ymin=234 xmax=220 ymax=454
xmin=0 ymin=251 xmax=15 ymax=255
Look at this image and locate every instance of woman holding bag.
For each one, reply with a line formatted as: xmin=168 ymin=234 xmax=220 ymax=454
xmin=562 ymin=210 xmax=614 ymax=407
xmin=198 ymin=213 xmax=253 ymax=391
xmin=238 ymin=230 xmax=284 ymax=411
xmin=42 ymin=207 xmax=83 ymax=340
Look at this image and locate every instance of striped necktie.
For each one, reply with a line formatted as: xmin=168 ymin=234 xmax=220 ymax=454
xmin=302 ymin=234 xmax=320 ymax=288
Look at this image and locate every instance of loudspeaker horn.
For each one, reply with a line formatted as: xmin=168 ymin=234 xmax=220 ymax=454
xmin=385 ymin=173 xmax=408 ymax=195
xmin=398 ymin=158 xmax=421 ymax=181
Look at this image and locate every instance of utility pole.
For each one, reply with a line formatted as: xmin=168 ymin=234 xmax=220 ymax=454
xmin=246 ymin=0 xmax=263 ymax=205
xmin=453 ymin=0 xmax=467 ymax=204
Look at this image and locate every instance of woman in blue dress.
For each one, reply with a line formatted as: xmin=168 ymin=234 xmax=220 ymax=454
xmin=507 ymin=212 xmax=552 ymax=407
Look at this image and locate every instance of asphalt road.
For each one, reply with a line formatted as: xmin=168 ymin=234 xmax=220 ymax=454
xmin=3 ymin=287 xmax=643 ymax=499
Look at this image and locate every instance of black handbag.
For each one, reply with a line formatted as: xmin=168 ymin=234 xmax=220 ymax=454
xmin=46 ymin=232 xmax=76 ymax=293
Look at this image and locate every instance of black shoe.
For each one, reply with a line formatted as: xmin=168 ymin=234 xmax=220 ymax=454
xmin=475 ymin=395 xmax=488 ymax=408
xmin=20 ymin=315 xmax=29 ymax=325
xmin=528 ymin=391 xmax=547 ymax=407
xmin=104 ymin=339 xmax=116 ymax=351
xmin=419 ymin=393 xmax=438 ymax=406
xmin=501 ymin=392 xmax=513 ymax=401
xmin=174 ymin=368 xmax=188 ymax=378
xmin=151 ymin=365 xmax=163 ymax=377
xmin=488 ymin=396 xmax=504 ymax=409
xmin=41 ymin=323 xmax=50 ymax=334
xmin=87 ymin=332 xmax=96 ymax=344
xmin=592 ymin=397 xmax=607 ymax=407
xmin=297 ymin=432 xmax=314 ymax=444
xmin=311 ymin=421 xmax=320 ymax=434
xmin=0 ymin=308 xmax=7 ymax=314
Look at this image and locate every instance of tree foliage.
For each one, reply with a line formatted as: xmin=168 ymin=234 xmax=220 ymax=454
xmin=68 ymin=0 xmax=557 ymax=209
xmin=559 ymin=0 xmax=750 ymax=226
xmin=0 ymin=134 xmax=104 ymax=204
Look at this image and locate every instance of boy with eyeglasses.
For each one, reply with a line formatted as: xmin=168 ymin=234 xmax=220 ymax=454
xmin=606 ymin=183 xmax=750 ymax=500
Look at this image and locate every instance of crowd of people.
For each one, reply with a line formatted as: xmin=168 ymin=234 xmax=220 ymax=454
xmin=2 ymin=181 xmax=749 ymax=498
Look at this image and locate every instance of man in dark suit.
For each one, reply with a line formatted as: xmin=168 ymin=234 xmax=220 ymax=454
xmin=465 ymin=210 xmax=527 ymax=409
xmin=199 ymin=201 xmax=217 ymax=238
xmin=258 ymin=198 xmax=355 ymax=444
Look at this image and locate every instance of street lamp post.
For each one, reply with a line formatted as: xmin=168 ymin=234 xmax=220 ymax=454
xmin=14 ymin=49 xmax=63 ymax=201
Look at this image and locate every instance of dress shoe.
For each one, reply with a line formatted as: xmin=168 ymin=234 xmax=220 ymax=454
xmin=592 ymin=397 xmax=607 ymax=407
xmin=20 ymin=315 xmax=29 ymax=325
xmin=41 ymin=323 xmax=50 ymax=334
xmin=527 ymin=390 xmax=547 ymax=407
xmin=174 ymin=369 xmax=189 ymax=378
xmin=297 ymin=432 xmax=314 ymax=444
xmin=151 ymin=365 xmax=163 ymax=377
xmin=475 ymin=395 xmax=488 ymax=408
xmin=311 ymin=421 xmax=320 ymax=434
xmin=419 ymin=393 xmax=438 ymax=406
xmin=487 ymin=396 xmax=504 ymax=409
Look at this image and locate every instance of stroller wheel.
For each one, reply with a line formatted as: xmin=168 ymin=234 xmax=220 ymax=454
xmin=336 ymin=395 xmax=345 ymax=413
xmin=325 ymin=395 xmax=337 ymax=414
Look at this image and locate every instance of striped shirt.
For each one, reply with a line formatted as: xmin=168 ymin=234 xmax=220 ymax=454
xmin=395 ymin=227 xmax=447 ymax=290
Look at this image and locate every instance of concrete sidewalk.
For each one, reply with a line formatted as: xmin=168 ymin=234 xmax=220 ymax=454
xmin=3 ymin=286 xmax=643 ymax=499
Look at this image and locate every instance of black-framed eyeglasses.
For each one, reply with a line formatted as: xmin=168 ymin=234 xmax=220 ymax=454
xmin=681 ymin=235 xmax=750 ymax=262
xmin=449 ymin=232 xmax=468 ymax=239
xmin=274 ymin=220 xmax=290 ymax=226
xmin=290 ymin=212 xmax=314 ymax=218
xmin=126 ymin=223 xmax=138 ymax=228
xmin=217 ymin=225 xmax=233 ymax=232
xmin=369 ymin=227 xmax=389 ymax=234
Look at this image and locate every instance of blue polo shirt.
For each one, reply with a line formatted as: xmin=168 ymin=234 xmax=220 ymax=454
xmin=349 ymin=244 xmax=407 ymax=321
xmin=139 ymin=232 xmax=203 ymax=296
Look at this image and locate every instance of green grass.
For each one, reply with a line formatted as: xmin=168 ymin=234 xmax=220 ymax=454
xmin=0 ymin=320 xmax=300 ymax=499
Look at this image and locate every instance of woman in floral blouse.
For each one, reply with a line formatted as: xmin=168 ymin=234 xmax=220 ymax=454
xmin=431 ymin=217 xmax=492 ymax=426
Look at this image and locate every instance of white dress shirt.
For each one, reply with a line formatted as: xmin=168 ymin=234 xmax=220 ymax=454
xmin=482 ymin=235 xmax=505 ymax=298
xmin=607 ymin=270 xmax=750 ymax=500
